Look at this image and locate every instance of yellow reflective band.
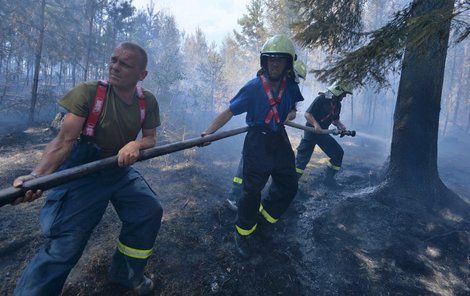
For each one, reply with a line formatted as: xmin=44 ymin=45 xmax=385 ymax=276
xmin=233 ymin=177 xmax=243 ymax=184
xmin=327 ymin=161 xmax=341 ymax=171
xmin=259 ymin=204 xmax=278 ymax=224
xmin=296 ymin=167 xmax=304 ymax=174
xmin=117 ymin=241 xmax=152 ymax=259
xmin=235 ymin=224 xmax=257 ymax=236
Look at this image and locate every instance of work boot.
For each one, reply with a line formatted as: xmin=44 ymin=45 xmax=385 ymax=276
xmin=133 ymin=276 xmax=154 ymax=295
xmin=256 ymin=215 xmax=274 ymax=240
xmin=323 ymin=167 xmax=340 ymax=188
xmin=233 ymin=231 xmax=252 ymax=259
xmin=109 ymin=273 xmax=154 ymax=295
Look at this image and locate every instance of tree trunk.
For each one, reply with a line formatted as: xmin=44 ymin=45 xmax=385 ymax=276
xmin=462 ymin=45 xmax=470 ymax=133
xmin=452 ymin=45 xmax=469 ymax=127
xmin=72 ymin=62 xmax=77 ymax=87
xmin=15 ymin=58 xmax=22 ymax=89
xmin=25 ymin=58 xmax=31 ymax=87
xmin=442 ymin=50 xmax=456 ymax=136
xmin=29 ymin=0 xmax=46 ymax=123
xmin=350 ymin=95 xmax=354 ymax=126
xmin=58 ymin=61 xmax=63 ymax=88
xmin=83 ymin=0 xmax=95 ymax=81
xmin=0 ymin=51 xmax=11 ymax=103
xmin=388 ymin=0 xmax=453 ymax=201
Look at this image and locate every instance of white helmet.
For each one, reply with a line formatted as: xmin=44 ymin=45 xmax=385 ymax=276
xmin=327 ymin=81 xmax=353 ymax=96
xmin=294 ymin=60 xmax=307 ymax=81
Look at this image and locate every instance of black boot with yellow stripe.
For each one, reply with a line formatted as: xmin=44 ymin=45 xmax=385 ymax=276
xmin=323 ymin=166 xmax=341 ymax=188
xmin=256 ymin=204 xmax=278 ymax=240
xmin=133 ymin=276 xmax=155 ymax=295
xmin=233 ymin=229 xmax=255 ymax=259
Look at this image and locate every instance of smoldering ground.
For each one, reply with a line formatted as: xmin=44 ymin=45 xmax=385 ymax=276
xmin=0 ymin=112 xmax=468 ymax=295
xmin=1 ymin=0 xmax=469 ymax=294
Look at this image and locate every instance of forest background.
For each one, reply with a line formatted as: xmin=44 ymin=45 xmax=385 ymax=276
xmin=0 ymin=1 xmax=469 ymax=294
xmin=0 ymin=0 xmax=468 ymax=139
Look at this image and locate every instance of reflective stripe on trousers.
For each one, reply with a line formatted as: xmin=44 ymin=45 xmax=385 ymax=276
xmin=295 ymin=132 xmax=344 ymax=171
xmin=235 ymin=127 xmax=298 ymax=233
xmin=14 ymin=143 xmax=163 ymax=295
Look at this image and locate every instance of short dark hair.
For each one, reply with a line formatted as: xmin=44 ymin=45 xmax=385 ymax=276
xmin=117 ymin=42 xmax=148 ymax=70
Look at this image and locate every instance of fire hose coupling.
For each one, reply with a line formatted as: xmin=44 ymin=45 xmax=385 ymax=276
xmin=332 ymin=129 xmax=356 ymax=137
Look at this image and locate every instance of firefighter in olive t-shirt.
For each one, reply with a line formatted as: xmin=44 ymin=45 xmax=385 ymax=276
xmin=12 ymin=42 xmax=161 ymax=296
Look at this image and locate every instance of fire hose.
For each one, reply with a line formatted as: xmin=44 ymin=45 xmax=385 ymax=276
xmin=0 ymin=123 xmax=355 ymax=207
xmin=284 ymin=121 xmax=356 ymax=137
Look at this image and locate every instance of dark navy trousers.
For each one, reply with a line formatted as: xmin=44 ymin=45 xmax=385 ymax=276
xmin=235 ymin=127 xmax=298 ymax=234
xmin=295 ymin=131 xmax=344 ymax=173
xmin=14 ymin=142 xmax=162 ymax=296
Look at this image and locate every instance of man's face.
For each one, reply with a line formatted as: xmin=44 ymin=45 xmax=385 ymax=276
xmin=266 ymin=56 xmax=288 ymax=80
xmin=108 ymin=46 xmax=147 ymax=89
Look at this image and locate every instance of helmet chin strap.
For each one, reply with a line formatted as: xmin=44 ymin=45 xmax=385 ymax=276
xmin=268 ymin=74 xmax=282 ymax=81
xmin=333 ymin=94 xmax=345 ymax=102
xmin=266 ymin=67 xmax=288 ymax=81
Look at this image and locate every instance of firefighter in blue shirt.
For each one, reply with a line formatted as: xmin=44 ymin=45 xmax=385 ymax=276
xmin=201 ymin=35 xmax=304 ymax=258
xmin=226 ymin=59 xmax=308 ymax=211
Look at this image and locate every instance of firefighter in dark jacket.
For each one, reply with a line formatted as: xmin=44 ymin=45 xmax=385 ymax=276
xmin=295 ymin=81 xmax=353 ymax=186
xmin=201 ymin=34 xmax=304 ymax=258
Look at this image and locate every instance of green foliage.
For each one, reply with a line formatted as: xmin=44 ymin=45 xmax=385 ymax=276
xmin=292 ymin=0 xmax=469 ymax=87
xmin=128 ymin=5 xmax=184 ymax=106
xmin=265 ymin=0 xmax=303 ymax=35
xmin=234 ymin=0 xmax=267 ymax=53
xmin=180 ymin=29 xmax=227 ymax=112
xmin=293 ymin=0 xmax=365 ymax=51
xmin=0 ymin=0 xmax=316 ymax=121
xmin=0 ymin=0 xmax=185 ymax=116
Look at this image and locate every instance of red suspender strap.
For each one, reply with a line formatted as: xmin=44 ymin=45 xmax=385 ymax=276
xmin=136 ymin=85 xmax=146 ymax=125
xmin=83 ymin=81 xmax=146 ymax=137
xmin=320 ymin=100 xmax=337 ymax=122
xmin=260 ymin=75 xmax=287 ymax=124
xmin=83 ymin=80 xmax=108 ymax=136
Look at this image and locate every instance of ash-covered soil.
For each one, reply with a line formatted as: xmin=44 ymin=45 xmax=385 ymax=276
xmin=0 ymin=124 xmax=468 ymax=296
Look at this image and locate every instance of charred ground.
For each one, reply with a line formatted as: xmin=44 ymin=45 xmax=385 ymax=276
xmin=0 ymin=124 xmax=468 ymax=296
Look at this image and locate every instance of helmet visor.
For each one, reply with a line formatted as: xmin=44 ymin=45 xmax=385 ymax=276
xmin=261 ymin=52 xmax=291 ymax=59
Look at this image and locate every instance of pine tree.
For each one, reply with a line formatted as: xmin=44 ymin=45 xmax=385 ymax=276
xmin=293 ymin=0 xmax=469 ymax=208
xmin=233 ymin=0 xmax=267 ymax=54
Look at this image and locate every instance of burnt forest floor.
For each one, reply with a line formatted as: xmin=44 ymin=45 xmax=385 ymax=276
xmin=0 ymin=123 xmax=469 ymax=296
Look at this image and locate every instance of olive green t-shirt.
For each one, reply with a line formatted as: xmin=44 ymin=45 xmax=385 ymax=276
xmin=59 ymin=81 xmax=160 ymax=156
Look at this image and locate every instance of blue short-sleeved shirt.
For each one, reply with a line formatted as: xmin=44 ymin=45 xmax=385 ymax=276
xmin=229 ymin=76 xmax=304 ymax=132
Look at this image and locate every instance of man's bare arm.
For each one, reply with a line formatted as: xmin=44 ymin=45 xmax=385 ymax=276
xmin=285 ymin=109 xmax=297 ymax=122
xmin=304 ymin=112 xmax=323 ymax=133
xmin=202 ymin=108 xmax=234 ymax=136
xmin=332 ymin=119 xmax=346 ymax=131
xmin=117 ymin=128 xmax=156 ymax=167
xmin=12 ymin=113 xmax=85 ymax=204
